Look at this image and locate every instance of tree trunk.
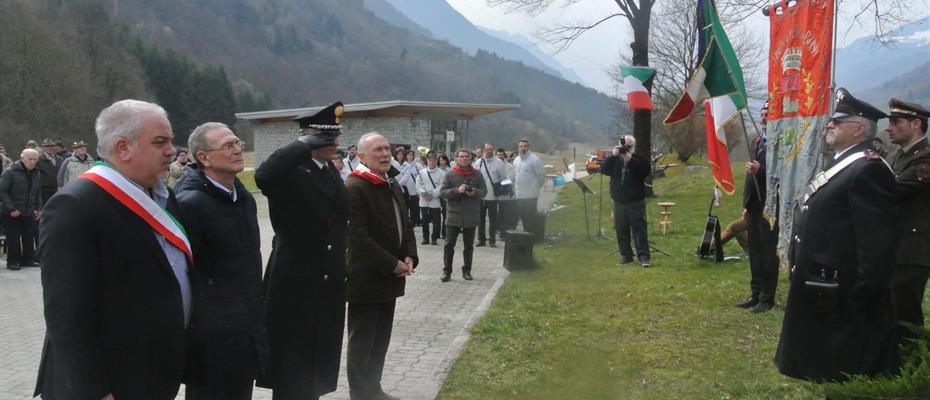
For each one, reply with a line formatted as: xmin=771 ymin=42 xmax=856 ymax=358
xmin=630 ymin=1 xmax=654 ymax=195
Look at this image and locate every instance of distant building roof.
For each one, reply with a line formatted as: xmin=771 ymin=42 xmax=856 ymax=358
xmin=235 ymin=100 xmax=520 ymax=123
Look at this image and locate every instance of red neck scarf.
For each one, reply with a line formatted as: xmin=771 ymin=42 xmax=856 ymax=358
xmin=349 ymin=169 xmax=388 ymax=186
xmin=453 ymin=165 xmax=475 ymax=177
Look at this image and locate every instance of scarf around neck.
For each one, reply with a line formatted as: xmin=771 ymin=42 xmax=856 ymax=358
xmin=453 ymin=165 xmax=475 ymax=177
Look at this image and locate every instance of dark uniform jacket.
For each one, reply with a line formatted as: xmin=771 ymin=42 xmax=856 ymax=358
xmin=743 ymin=131 xmax=768 ymax=213
xmin=254 ymin=141 xmax=349 ymax=398
xmin=0 ymin=161 xmax=42 ymax=216
xmin=440 ymin=167 xmax=487 ymax=228
xmin=601 ymin=153 xmax=650 ymax=204
xmin=345 ymin=167 xmax=419 ymax=303
xmin=775 ymin=141 xmax=900 ymax=382
xmin=174 ymin=165 xmax=269 ymax=384
xmin=887 ymin=137 xmax=930 ymax=267
xmin=35 ymin=178 xmax=187 ymax=400
xmin=36 ymin=152 xmax=63 ymax=201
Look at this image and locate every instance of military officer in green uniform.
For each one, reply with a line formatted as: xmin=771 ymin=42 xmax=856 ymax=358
xmin=885 ymin=98 xmax=930 ymax=341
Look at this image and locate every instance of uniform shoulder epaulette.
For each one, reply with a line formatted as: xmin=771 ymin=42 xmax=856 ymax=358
xmin=864 ymin=149 xmax=882 ymax=160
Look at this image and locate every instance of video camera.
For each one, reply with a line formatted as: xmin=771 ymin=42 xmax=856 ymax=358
xmin=616 ymin=137 xmax=629 ymax=155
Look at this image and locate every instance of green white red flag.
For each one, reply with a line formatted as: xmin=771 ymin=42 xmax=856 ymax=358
xmin=664 ymin=0 xmax=747 ymax=125
xmin=620 ymin=66 xmax=656 ymax=111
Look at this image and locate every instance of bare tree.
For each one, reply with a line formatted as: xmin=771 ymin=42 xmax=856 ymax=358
xmin=487 ymin=0 xmax=658 ymax=163
xmin=487 ymin=0 xmax=918 ymax=160
xmin=609 ymin=0 xmax=765 ymax=161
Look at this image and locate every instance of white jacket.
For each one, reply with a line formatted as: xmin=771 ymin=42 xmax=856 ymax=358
xmin=343 ymin=155 xmax=361 ymax=172
xmin=512 ymin=151 xmax=546 ymax=199
xmin=397 ymin=161 xmax=420 ymax=195
xmin=416 ymin=167 xmax=445 ymax=208
xmin=473 ymin=156 xmax=509 ymax=201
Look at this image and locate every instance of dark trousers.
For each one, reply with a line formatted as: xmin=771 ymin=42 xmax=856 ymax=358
xmin=478 ymin=200 xmax=499 ymax=244
xmin=420 ymin=207 xmax=441 ymax=241
xmin=439 ymin=199 xmax=447 ymax=238
xmin=186 ymin=379 xmax=254 ymax=400
xmin=892 ymin=265 xmax=930 ymax=339
xmin=746 ymin=210 xmax=779 ymax=303
xmin=5 ymin=215 xmax=36 ymax=265
xmin=444 ymin=226 xmax=475 ymax=274
xmin=407 ymin=195 xmax=420 ymax=226
xmin=498 ymin=200 xmax=518 ymax=236
xmin=517 ymin=197 xmax=538 ymax=233
xmin=347 ymin=301 xmax=396 ymax=400
xmin=613 ymin=200 xmax=650 ymax=261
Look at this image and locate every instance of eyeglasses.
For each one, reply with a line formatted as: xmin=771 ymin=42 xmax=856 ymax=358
xmin=828 ymin=118 xmax=862 ymax=126
xmin=204 ymin=140 xmax=245 ymax=152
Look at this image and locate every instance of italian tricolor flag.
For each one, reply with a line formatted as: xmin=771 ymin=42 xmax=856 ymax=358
xmin=620 ymin=66 xmax=656 ymax=111
xmin=705 ymin=98 xmax=736 ymax=194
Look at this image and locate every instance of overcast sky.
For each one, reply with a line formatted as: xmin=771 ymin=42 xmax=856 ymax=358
xmin=447 ymin=0 xmax=930 ymax=94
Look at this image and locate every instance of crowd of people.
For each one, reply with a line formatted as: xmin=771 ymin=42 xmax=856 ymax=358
xmin=25 ymin=98 xmax=548 ymax=400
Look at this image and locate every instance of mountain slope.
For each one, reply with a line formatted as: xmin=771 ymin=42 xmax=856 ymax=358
xmin=105 ymin=0 xmax=613 ymax=148
xmin=860 ymin=60 xmax=930 ymax=106
xmin=373 ymin=0 xmax=585 ymax=85
xmin=478 ymin=26 xmax=588 ymax=86
xmin=835 ymin=16 xmax=930 ymax=92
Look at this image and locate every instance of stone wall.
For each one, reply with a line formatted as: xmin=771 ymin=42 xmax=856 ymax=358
xmin=250 ymin=117 xmax=433 ymax=167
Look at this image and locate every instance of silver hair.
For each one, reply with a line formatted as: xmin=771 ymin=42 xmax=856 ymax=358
xmin=188 ymin=122 xmax=229 ymax=161
xmin=357 ymin=131 xmax=384 ymax=154
xmin=95 ymin=99 xmax=168 ymax=158
xmin=851 ymin=116 xmax=878 ymax=139
xmin=20 ymin=148 xmax=38 ymax=159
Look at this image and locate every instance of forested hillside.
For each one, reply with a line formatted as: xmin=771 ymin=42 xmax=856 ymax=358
xmin=1 ymin=0 xmax=618 ymax=154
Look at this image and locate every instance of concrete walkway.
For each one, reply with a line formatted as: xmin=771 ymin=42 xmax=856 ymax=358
xmin=0 ymin=187 xmax=559 ymax=400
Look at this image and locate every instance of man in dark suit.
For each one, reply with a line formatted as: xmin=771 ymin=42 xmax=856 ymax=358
xmin=176 ymin=122 xmax=268 ymax=399
xmin=255 ymin=101 xmax=349 ymax=400
xmin=884 ymin=98 xmax=930 ymax=341
xmin=736 ymin=101 xmax=780 ymax=313
xmin=345 ymin=132 xmax=418 ymax=400
xmin=35 ymin=99 xmax=191 ymax=400
xmin=36 ymin=138 xmax=63 ymax=206
xmin=775 ymin=88 xmax=900 ymax=382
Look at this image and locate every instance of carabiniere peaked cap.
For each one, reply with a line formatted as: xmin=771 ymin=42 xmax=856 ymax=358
xmin=294 ymin=101 xmax=345 ymax=131
xmin=832 ymin=88 xmax=887 ymax=122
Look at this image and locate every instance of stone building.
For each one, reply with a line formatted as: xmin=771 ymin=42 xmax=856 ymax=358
xmin=236 ymin=100 xmax=519 ymax=166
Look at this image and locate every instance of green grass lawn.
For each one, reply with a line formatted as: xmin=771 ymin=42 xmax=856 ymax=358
xmin=437 ymin=164 xmax=823 ymax=400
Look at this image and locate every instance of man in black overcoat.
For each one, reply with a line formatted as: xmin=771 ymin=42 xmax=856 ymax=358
xmin=35 ymin=99 xmax=191 ymax=400
xmin=736 ymin=101 xmax=780 ymax=313
xmin=176 ymin=122 xmax=268 ymax=399
xmin=884 ymin=98 xmax=930 ymax=341
xmin=255 ymin=101 xmax=349 ymax=400
xmin=775 ymin=88 xmax=900 ymax=382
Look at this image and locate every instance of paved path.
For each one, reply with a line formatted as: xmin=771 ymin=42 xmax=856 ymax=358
xmin=0 ymin=187 xmax=560 ymax=400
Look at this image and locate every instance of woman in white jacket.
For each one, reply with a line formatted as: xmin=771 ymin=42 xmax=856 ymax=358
xmin=416 ymin=154 xmax=445 ymax=245
xmin=398 ymin=149 xmax=422 ymax=226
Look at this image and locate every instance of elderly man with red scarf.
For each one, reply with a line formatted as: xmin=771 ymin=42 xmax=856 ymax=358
xmin=439 ymin=148 xmax=487 ymax=282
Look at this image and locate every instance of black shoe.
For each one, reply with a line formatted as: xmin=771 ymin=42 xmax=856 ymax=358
xmin=463 ymin=272 xmax=473 ymax=280
xmin=489 ymin=242 xmax=497 ymax=248
xmin=476 ymin=242 xmax=486 ymax=247
xmin=750 ymin=302 xmax=774 ymax=313
xmin=431 ymin=239 xmax=438 ymax=245
xmin=639 ymin=257 xmax=651 ymax=267
xmin=20 ymin=261 xmax=37 ymax=267
xmin=441 ymin=273 xmax=451 ymax=282
xmin=735 ymin=297 xmax=759 ymax=309
xmin=617 ymin=257 xmax=634 ymax=266
xmin=6 ymin=263 xmax=20 ymax=271
xmin=421 ymin=240 xmax=429 ymax=245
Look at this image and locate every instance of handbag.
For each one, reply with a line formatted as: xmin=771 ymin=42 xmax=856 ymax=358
xmin=482 ymin=158 xmax=513 ymax=197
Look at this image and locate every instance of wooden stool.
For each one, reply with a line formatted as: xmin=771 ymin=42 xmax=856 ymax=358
xmin=657 ymin=202 xmax=676 ymax=235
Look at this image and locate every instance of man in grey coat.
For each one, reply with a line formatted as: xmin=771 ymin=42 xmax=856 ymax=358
xmin=440 ymin=149 xmax=487 ymax=282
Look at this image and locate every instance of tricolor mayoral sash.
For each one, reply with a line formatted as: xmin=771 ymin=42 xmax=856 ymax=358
xmin=78 ymin=163 xmax=193 ymax=263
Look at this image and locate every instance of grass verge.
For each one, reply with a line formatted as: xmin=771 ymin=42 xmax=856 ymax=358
xmin=437 ymin=164 xmax=822 ymax=400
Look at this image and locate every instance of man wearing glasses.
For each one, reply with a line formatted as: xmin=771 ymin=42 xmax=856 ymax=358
xmin=884 ymin=98 xmax=930 ymax=342
xmin=776 ymin=88 xmax=900 ymax=382
xmin=175 ymin=123 xmax=266 ymax=399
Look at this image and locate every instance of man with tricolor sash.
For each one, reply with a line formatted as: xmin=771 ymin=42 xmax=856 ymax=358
xmin=35 ymin=99 xmax=191 ymax=400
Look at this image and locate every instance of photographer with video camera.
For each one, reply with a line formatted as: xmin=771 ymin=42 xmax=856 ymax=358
xmin=601 ymin=135 xmax=652 ymax=267
xmin=439 ymin=149 xmax=487 ymax=282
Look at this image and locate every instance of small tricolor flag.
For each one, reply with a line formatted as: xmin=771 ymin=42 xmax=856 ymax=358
xmin=620 ymin=66 xmax=656 ymax=111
